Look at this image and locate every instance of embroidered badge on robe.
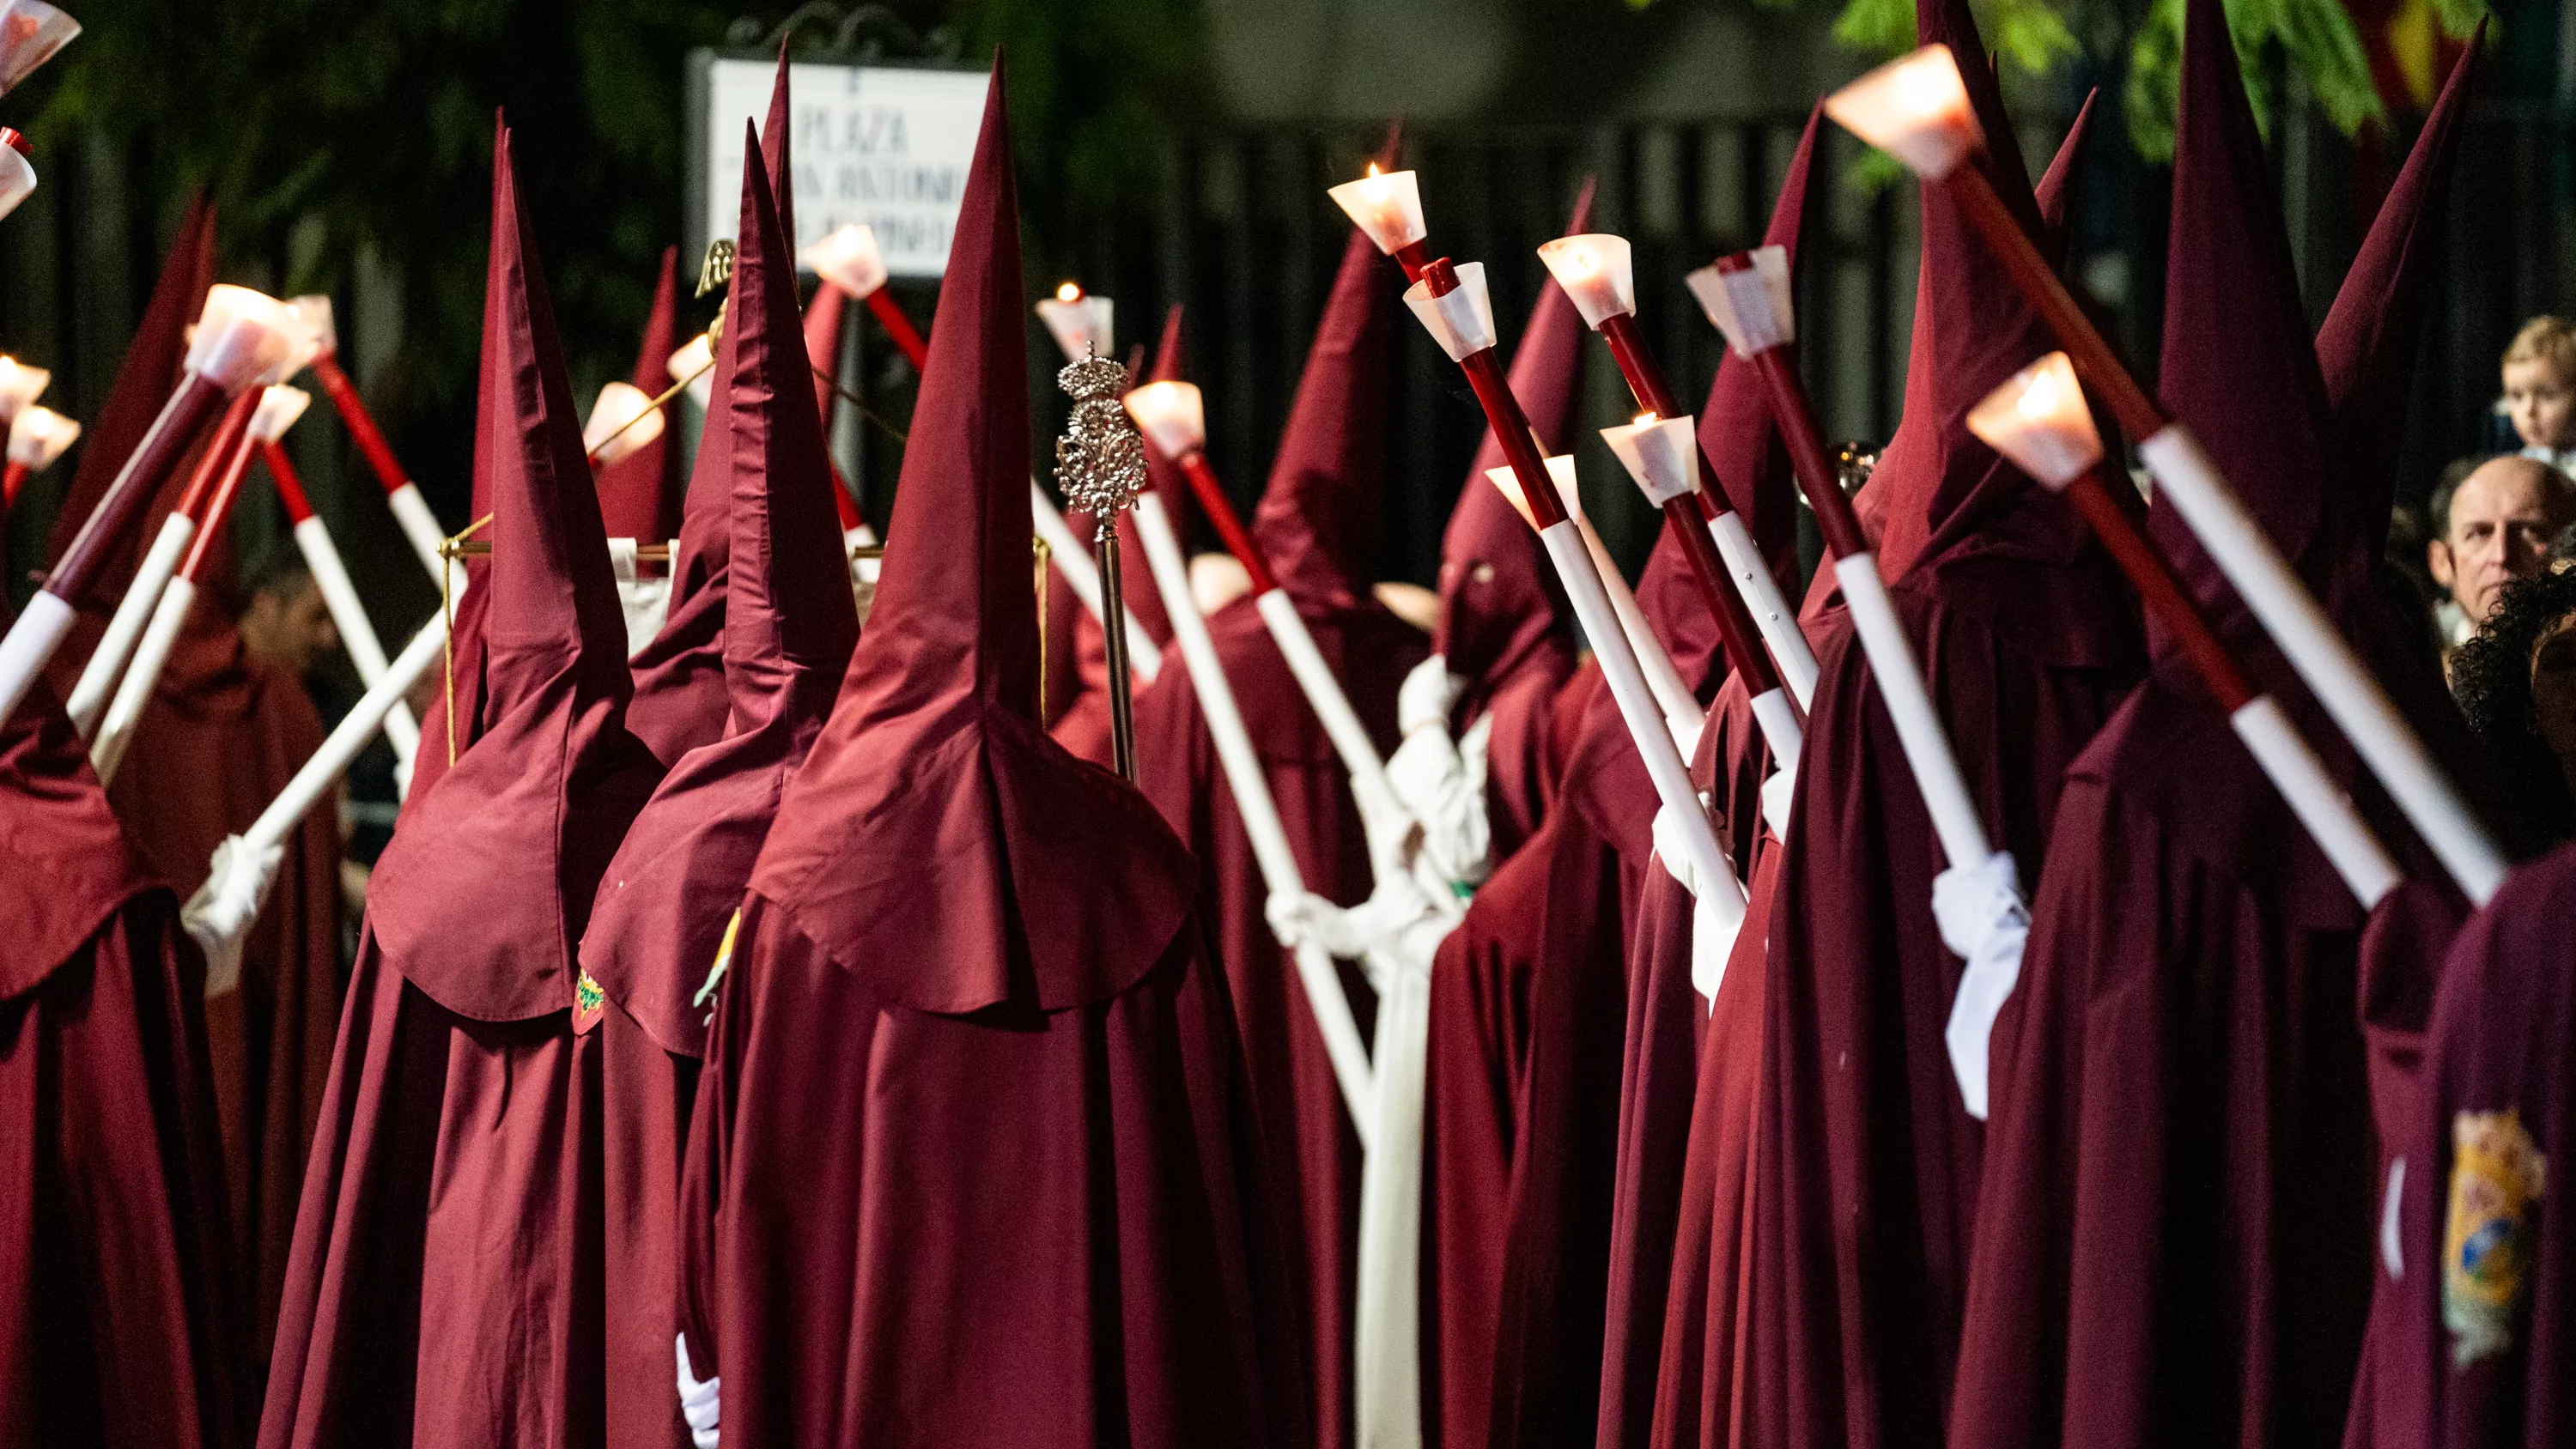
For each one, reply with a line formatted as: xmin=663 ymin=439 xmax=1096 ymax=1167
xmin=2443 ymin=1107 xmax=2547 ymax=1367
xmin=574 ymin=968 xmax=606 ymax=1034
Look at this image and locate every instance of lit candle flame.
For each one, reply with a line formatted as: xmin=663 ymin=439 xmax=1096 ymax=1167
xmin=1366 ymin=161 xmax=1382 ymax=179
xmin=1633 ymin=411 xmax=1658 ymax=427
xmin=2018 ymin=367 xmax=2063 ymax=421
xmin=1056 ymin=281 xmax=1083 ymax=303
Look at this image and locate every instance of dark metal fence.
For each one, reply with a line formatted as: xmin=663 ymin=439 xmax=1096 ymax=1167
xmin=3 ymin=100 xmax=2571 ymax=620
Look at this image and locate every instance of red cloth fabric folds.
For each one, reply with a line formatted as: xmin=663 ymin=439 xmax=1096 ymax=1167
xmin=257 ymin=118 xmax=665 ymax=1449
xmin=678 ymin=59 xmax=1307 ymax=1449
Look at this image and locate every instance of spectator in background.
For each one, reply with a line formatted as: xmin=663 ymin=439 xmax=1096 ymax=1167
xmin=2427 ymin=454 xmax=2576 ymax=644
xmin=237 ymin=552 xmax=339 ymax=676
xmin=2451 ymin=561 xmax=2576 ymax=844
xmin=2504 ymin=315 xmax=2576 ymax=472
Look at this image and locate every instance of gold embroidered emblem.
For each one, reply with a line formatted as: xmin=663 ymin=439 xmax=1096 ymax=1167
xmin=2443 ymin=1107 xmax=2547 ymax=1367
xmin=573 ymin=968 xmax=605 ymax=1034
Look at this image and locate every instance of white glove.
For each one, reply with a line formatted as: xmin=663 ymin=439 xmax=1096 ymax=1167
xmin=1652 ymin=792 xmax=1742 ymax=1003
xmin=1388 ymin=712 xmax=1492 ymax=889
xmin=1935 ymin=850 xmax=2030 ymax=1121
xmin=1268 ymin=889 xmax=1380 ymax=963
xmin=184 ymin=834 xmax=283 ymax=1000
xmin=1396 ymin=653 xmax=1465 ymax=739
xmin=677 ymin=1334 xmax=720 ymax=1449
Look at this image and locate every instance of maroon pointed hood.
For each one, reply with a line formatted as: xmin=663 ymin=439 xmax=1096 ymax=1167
xmin=1869 ymin=0 xmax=2087 ymax=584
xmin=626 ymin=56 xmax=806 ymax=765
xmin=1249 ymin=220 xmax=1395 ymax=610
xmin=45 ymin=193 xmax=216 ymax=599
xmin=1640 ymin=112 xmax=1831 ymax=683
xmin=581 ymin=124 xmax=857 ymax=1057
xmin=750 ymin=58 xmax=1195 ymax=1016
xmin=367 ymin=121 xmax=663 ymax=1024
xmin=2153 ymin=0 xmax=2336 ymax=641
xmin=0 ymin=648 xmax=156 ymax=1002
xmin=2316 ymin=31 xmax=2479 ymax=576
xmin=1436 ymin=181 xmax=1588 ymax=706
xmin=596 ymin=245 xmax=681 ymax=543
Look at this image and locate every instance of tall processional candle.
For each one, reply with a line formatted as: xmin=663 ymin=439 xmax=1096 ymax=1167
xmin=1540 ymin=230 xmax=1820 ymax=709
xmin=1 ymin=403 xmax=73 ymax=509
xmin=1964 ymin=354 xmax=2401 ymax=906
xmin=804 ymin=222 xmax=928 ymax=368
xmin=1332 ymin=174 xmax=1742 ymax=927
xmin=1828 ymin=42 xmax=2505 ymax=906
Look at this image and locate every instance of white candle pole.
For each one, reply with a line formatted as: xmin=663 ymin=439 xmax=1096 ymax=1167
xmin=64 ymin=507 xmax=197 ymax=737
xmin=1487 ymin=454 xmax=1704 ymax=751
xmin=245 ymin=612 xmax=448 ymax=856
xmin=1132 ymin=490 xmax=1375 ymax=1129
xmin=1539 ymin=231 xmax=1824 ymax=711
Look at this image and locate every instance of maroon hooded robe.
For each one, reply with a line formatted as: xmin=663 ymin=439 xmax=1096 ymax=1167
xmin=255 ymin=122 xmax=665 ymax=1449
xmin=0 ymin=666 xmax=244 ymax=1449
xmin=1740 ymin=0 xmax=2148 ymax=1434
xmin=577 ymin=130 xmax=856 ymax=1449
xmin=28 ymin=192 xmax=343 ymax=1362
xmin=1595 ymin=106 xmax=1827 ymax=1449
xmin=1637 ymin=98 xmax=2094 ymax=1449
xmin=594 ymin=246 xmax=680 ymax=546
xmin=676 ymin=65 xmax=1306 ymax=1448
xmin=1950 ymin=14 xmax=2494 ymax=1448
xmin=2365 ymin=841 xmax=2576 ymax=1448
xmin=624 ymin=54 xmax=802 ymax=768
xmin=1126 ymin=214 xmax=1423 ymax=1449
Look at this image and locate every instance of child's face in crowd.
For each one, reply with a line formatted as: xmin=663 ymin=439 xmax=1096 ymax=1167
xmin=2504 ymin=356 xmax=2576 ymax=452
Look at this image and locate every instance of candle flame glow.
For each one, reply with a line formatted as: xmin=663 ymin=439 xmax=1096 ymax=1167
xmin=2018 ymin=367 xmax=2065 ymax=420
xmin=1634 ymin=411 xmax=1658 ymax=427
xmin=1056 ymin=282 xmax=1083 ymax=303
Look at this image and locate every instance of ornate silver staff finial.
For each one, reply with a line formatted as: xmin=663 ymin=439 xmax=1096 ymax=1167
xmin=1053 ymin=354 xmax=1148 ymax=537
xmin=1051 ymin=349 xmax=1149 ymax=780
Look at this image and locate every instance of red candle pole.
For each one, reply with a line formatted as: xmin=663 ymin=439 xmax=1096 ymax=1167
xmin=46 ymin=373 xmax=228 ymax=607
xmin=1 ymin=461 xmax=24 ymax=510
xmin=309 ymin=351 xmax=415 ymax=497
xmin=178 ymin=420 xmax=262 ymax=583
xmin=1591 ymin=312 xmax=1783 ymax=698
xmin=864 ymin=288 xmax=929 ymax=371
xmin=1415 ymin=258 xmax=1571 ymax=532
xmin=1172 ymin=450 xmax=1279 ymax=597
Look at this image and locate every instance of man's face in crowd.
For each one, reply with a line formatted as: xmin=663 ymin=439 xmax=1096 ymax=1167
xmin=2431 ymin=458 xmax=2571 ymax=626
xmin=241 ymin=577 xmax=339 ymax=675
xmin=2505 ymin=356 xmax=2576 ymax=453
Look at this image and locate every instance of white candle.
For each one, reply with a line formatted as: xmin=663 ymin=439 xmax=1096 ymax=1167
xmin=1123 ymin=379 xmax=1206 ymax=459
xmin=801 ymin=223 xmax=889 ymax=300
xmin=1823 ymin=45 xmax=1984 ymax=180
xmin=1536 ymin=234 xmax=1636 ymax=327
xmin=583 ymin=380 xmax=665 ymax=464
xmin=1601 ymin=413 xmax=1700 ymax=506
xmin=1965 ymin=352 xmax=2099 ymax=490
xmin=1327 ymin=166 xmax=1427 ymax=256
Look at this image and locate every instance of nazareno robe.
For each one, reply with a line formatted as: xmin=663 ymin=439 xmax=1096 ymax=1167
xmin=1951 ymin=19 xmax=2497 ymax=1449
xmin=1593 ymin=108 xmax=1825 ymax=1449
xmin=30 ymin=190 xmax=341 ymax=1364
xmin=678 ymin=61 xmax=1308 ymax=1449
xmin=1124 ymin=215 xmax=1419 ymax=1449
xmin=2357 ymin=842 xmax=2576 ymax=1448
xmin=580 ymin=111 xmax=856 ymax=1449
xmin=257 ymin=122 xmax=665 ymax=1449
xmin=0 ymin=670 xmax=246 ymax=1449
xmin=105 ymin=609 xmax=343 ymax=1361
xmin=1740 ymin=8 xmax=2145 ymax=1436
xmin=623 ymin=60 xmax=801 ymax=770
